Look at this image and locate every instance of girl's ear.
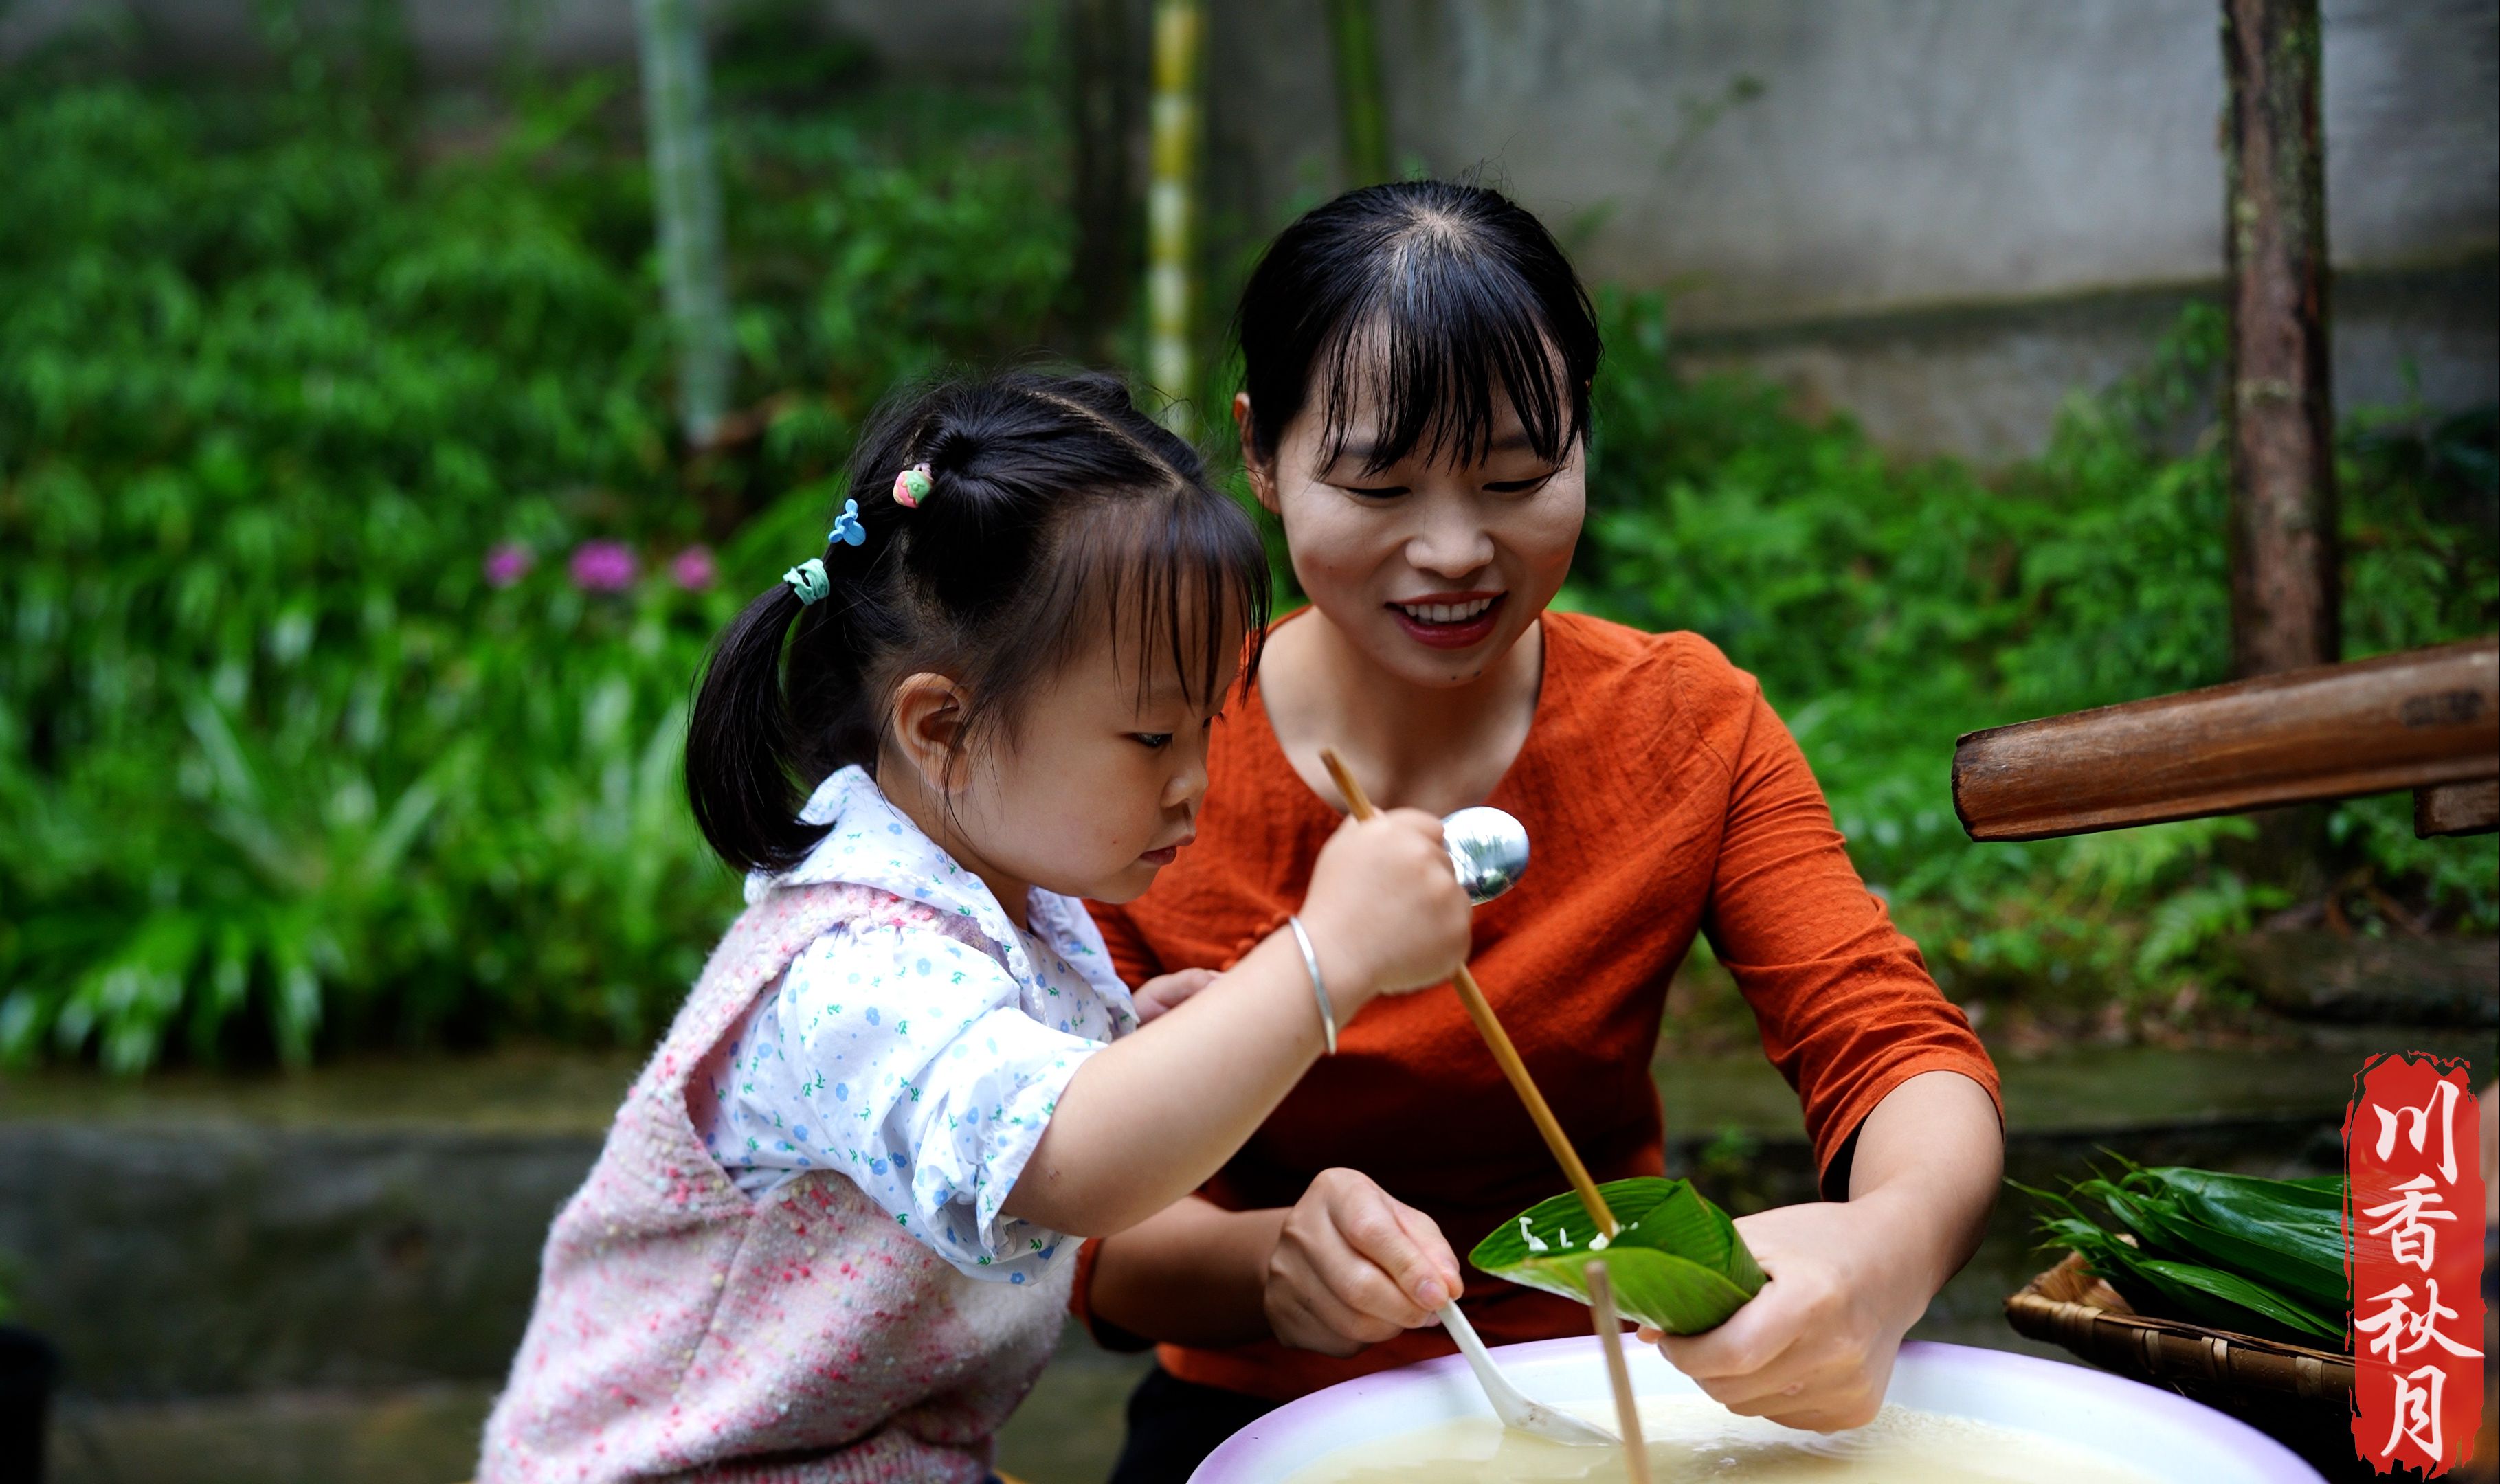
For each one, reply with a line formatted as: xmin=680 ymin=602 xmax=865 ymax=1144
xmin=889 ymin=672 xmax=972 ymax=794
xmin=1233 ymin=392 xmax=1280 ymax=515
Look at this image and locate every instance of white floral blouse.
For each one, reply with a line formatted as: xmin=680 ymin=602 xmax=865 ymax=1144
xmin=689 ymin=765 xmax=1139 ymax=1283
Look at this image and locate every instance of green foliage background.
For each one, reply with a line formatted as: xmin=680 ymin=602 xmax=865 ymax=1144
xmin=1576 ymin=297 xmax=2498 ymax=1018
xmin=1 ymin=23 xmax=2493 ymax=1071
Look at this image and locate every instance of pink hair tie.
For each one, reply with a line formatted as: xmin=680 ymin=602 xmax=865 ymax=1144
xmin=893 ymin=463 xmax=933 ymax=509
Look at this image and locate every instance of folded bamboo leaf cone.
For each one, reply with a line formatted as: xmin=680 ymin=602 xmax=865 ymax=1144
xmin=1472 ymin=1176 xmax=1765 ymax=1335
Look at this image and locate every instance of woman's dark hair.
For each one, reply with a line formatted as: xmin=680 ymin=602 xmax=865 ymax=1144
xmin=686 ymin=370 xmax=1270 ymax=875
xmin=1234 ymin=179 xmax=1601 ymax=474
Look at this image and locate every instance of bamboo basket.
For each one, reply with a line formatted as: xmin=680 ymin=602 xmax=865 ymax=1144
xmin=2007 ymin=1253 xmax=2355 ymax=1457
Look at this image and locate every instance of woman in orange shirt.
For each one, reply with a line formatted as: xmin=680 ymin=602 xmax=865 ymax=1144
xmin=1082 ymin=180 xmax=2005 ymax=1481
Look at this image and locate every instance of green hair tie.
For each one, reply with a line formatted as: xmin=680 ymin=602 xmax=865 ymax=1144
xmin=782 ymin=559 xmax=829 ymax=605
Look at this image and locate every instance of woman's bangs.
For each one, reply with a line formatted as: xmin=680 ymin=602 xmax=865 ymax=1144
xmin=1315 ymin=255 xmax=1577 ymax=475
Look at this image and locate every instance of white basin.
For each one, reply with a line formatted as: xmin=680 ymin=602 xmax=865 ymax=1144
xmin=1190 ymin=1338 xmax=2325 ymax=1482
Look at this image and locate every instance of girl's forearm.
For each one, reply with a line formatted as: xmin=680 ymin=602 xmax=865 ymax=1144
xmin=1086 ymin=1196 xmax=1286 ymax=1347
xmin=1003 ymin=930 xmax=1359 ymax=1234
xmin=1842 ymin=1070 xmax=2003 ymax=1299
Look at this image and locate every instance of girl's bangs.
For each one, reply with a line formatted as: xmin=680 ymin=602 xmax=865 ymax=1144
xmin=1030 ymin=493 xmax=1273 ymax=713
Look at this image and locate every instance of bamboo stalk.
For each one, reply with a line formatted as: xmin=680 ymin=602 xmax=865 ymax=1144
xmin=1584 ymin=1261 xmax=1651 ymax=1484
xmin=1317 ymin=748 xmax=1618 ymax=1236
xmin=632 ymin=0 xmax=732 ymax=447
xmin=1146 ymin=0 xmax=1201 ymax=436
xmin=1325 ymin=0 xmax=1389 ymax=186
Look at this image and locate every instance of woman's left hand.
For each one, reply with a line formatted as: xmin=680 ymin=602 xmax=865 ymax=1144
xmin=1641 ymin=1070 xmax=2005 ymax=1432
xmin=1638 ymin=1195 xmax=1931 ymax=1430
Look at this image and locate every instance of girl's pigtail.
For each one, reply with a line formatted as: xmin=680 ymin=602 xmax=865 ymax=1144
xmin=685 ymin=581 xmax=827 ymax=876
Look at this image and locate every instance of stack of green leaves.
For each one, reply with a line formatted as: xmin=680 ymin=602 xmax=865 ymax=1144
xmin=2018 ymin=1162 xmax=2347 ymax=1347
xmin=1469 ymin=1177 xmax=1766 ymax=1335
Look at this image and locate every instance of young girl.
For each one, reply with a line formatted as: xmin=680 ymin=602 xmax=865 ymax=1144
xmin=478 ymin=372 xmax=1475 ymax=1482
xmin=1077 ymin=183 xmax=2005 ymax=1480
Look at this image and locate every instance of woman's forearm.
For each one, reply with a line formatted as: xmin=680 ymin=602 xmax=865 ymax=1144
xmin=1842 ymin=1069 xmax=2003 ymax=1300
xmin=1088 ymin=1196 xmax=1286 ymax=1349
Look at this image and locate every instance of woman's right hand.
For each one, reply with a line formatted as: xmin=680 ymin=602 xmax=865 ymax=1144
xmin=1297 ymin=809 xmax=1473 ymax=1000
xmin=1264 ymin=1168 xmax=1464 ymax=1356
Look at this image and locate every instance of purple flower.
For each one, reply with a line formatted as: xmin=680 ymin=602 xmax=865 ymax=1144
xmin=483 ymin=541 xmax=535 ymax=588
xmin=669 ymin=545 xmax=717 ymax=592
xmin=568 ymin=540 xmax=638 ymax=593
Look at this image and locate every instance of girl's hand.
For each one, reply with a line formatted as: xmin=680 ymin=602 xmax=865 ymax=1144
xmin=1299 ymin=810 xmax=1473 ymax=1000
xmin=1639 ymin=1194 xmax=1932 ymax=1430
xmin=1266 ymin=1168 xmax=1464 ymax=1356
xmin=1132 ymin=967 xmax=1218 ymax=1023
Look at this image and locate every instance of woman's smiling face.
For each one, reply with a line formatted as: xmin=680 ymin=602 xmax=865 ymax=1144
xmin=1243 ymin=383 xmax=1585 ymax=687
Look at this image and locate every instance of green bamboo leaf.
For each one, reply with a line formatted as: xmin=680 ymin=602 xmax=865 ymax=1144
xmin=1470 ymin=1178 xmax=1765 ymax=1336
xmin=2024 ymin=1169 xmax=2352 ymax=1345
xmin=2128 ymin=1255 xmax=2343 ymax=1341
xmin=2072 ymin=1178 xmax=2183 ymax=1248
xmin=2119 ymin=1168 xmax=2347 ymax=1301
xmin=2123 ymin=1163 xmax=2343 ymax=1213
xmin=2165 ymin=1182 xmax=2347 ymax=1248
xmin=2109 ymin=1191 xmax=2347 ymax=1309
xmin=2043 ymin=1215 xmax=2341 ymax=1342
xmin=2085 ymin=1164 xmax=2346 ymax=1281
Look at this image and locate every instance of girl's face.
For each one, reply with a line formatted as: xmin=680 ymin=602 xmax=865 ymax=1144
xmin=1243 ymin=383 xmax=1585 ymax=687
xmin=893 ymin=618 xmax=1242 ymax=911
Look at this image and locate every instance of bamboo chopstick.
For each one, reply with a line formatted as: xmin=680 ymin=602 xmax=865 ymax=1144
xmin=1315 ymin=747 xmax=1619 ymax=1237
xmin=1584 ymin=1261 xmax=1652 ymax=1484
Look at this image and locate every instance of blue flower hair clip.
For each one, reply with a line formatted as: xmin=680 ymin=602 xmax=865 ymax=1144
xmin=829 ymin=499 xmax=867 ymax=548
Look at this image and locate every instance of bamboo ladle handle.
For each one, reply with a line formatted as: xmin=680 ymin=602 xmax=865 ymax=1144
xmin=1317 ymin=748 xmax=1619 ymax=1237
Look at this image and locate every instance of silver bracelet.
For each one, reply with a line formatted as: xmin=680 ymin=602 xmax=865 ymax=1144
xmin=1286 ymin=914 xmax=1337 ymax=1055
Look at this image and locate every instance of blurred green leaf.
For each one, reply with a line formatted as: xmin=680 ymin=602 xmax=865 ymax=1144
xmin=0 ymin=54 xmax=1070 ymax=1069
xmin=1581 ymin=291 xmax=2497 ymax=1016
xmin=1 ymin=42 xmax=2490 ymax=1073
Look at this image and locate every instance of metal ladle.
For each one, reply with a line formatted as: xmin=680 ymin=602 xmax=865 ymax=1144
xmin=1442 ymin=805 xmax=1531 ymax=906
xmin=1437 ymin=1299 xmax=1619 ymax=1447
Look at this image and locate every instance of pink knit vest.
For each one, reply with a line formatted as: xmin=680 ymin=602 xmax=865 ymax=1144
xmin=479 ymin=883 xmax=1069 ymax=1483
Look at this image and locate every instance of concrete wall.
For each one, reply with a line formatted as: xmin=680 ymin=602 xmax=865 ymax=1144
xmin=1340 ymin=0 xmax=2496 ymax=326
xmin=8 ymin=0 xmax=2495 ymax=460
xmin=1208 ymin=0 xmax=2500 ymax=457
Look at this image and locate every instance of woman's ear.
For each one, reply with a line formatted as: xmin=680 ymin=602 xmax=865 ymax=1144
xmin=1233 ymin=392 xmax=1280 ymax=516
xmin=889 ymin=672 xmax=971 ymax=794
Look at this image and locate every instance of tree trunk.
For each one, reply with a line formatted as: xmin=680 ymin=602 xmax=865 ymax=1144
xmin=2220 ymin=0 xmax=2337 ymax=679
xmin=1326 ymin=0 xmax=1389 ymax=187
xmin=1146 ymin=0 xmax=1202 ymax=436
xmin=634 ymin=0 xmax=733 ymax=449
xmin=1064 ymin=0 xmax=1148 ymax=359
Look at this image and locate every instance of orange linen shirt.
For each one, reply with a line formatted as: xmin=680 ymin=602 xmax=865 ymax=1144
xmin=1080 ymin=609 xmax=2000 ymax=1402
